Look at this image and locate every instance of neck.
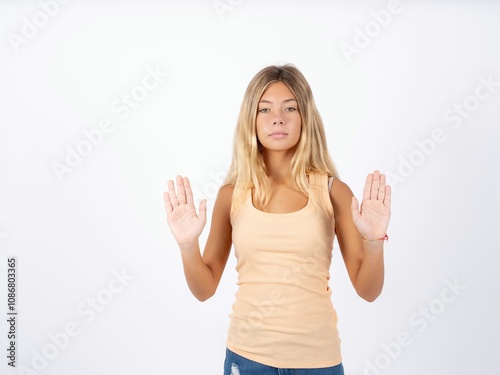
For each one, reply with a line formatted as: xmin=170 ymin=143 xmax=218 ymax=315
xmin=262 ymin=150 xmax=294 ymax=183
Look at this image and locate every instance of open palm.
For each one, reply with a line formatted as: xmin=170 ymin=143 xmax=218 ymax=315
xmin=163 ymin=176 xmax=207 ymax=246
xmin=351 ymin=170 xmax=391 ymax=240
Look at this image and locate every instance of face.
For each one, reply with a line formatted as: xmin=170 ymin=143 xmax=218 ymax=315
xmin=256 ymin=81 xmax=302 ymax=155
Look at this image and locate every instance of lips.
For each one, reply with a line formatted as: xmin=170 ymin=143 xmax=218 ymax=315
xmin=269 ymin=132 xmax=288 ymax=138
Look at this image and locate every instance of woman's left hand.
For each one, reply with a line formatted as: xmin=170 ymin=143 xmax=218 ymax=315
xmin=351 ymin=170 xmax=391 ymax=240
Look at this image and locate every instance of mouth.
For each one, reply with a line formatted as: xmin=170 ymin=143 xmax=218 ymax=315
xmin=269 ymin=132 xmax=288 ymax=139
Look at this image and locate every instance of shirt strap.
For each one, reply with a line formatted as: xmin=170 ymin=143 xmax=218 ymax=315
xmin=328 ymin=176 xmax=334 ymax=192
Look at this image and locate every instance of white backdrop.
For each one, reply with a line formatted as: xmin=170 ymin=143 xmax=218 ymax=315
xmin=1 ymin=0 xmax=499 ymax=374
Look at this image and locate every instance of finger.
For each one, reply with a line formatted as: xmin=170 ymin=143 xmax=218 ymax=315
xmin=377 ymin=173 xmax=386 ymax=201
xmin=167 ymin=179 xmax=179 ymax=206
xmin=351 ymin=196 xmax=361 ymax=221
xmin=370 ymin=170 xmax=380 ymax=200
xmin=183 ymin=177 xmax=194 ymax=206
xmin=163 ymin=191 xmax=173 ymax=214
xmin=362 ymin=173 xmax=372 ymax=202
xmin=384 ymin=185 xmax=392 ymax=207
xmin=198 ymin=199 xmax=207 ymax=223
xmin=176 ymin=175 xmax=187 ymax=204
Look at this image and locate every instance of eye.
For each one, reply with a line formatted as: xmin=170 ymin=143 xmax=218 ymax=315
xmin=285 ymin=107 xmax=297 ymax=112
xmin=258 ymin=108 xmax=270 ymax=113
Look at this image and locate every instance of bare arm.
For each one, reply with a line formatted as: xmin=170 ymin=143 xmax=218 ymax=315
xmin=331 ymin=171 xmax=391 ymax=302
xmin=164 ymin=176 xmax=233 ymax=301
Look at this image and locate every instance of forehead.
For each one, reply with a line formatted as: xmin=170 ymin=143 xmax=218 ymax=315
xmin=260 ymin=81 xmax=296 ymax=101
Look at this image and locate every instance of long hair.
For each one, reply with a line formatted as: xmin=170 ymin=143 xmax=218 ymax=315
xmin=223 ymin=64 xmax=339 ymax=212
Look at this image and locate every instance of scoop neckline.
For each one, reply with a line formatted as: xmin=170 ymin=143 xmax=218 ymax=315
xmin=247 ymin=190 xmax=313 ymax=218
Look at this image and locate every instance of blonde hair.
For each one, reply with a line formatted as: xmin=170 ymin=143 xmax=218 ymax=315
xmin=223 ymin=64 xmax=339 ymax=211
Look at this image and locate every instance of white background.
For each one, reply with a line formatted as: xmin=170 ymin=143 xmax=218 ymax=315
xmin=1 ymin=0 xmax=499 ymax=374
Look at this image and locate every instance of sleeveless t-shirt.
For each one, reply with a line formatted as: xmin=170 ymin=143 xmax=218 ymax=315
xmin=226 ymin=173 xmax=342 ymax=369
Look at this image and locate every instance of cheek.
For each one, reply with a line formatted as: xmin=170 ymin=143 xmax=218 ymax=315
xmin=292 ymin=118 xmax=302 ymax=138
xmin=255 ymin=120 xmax=264 ymax=143
xmin=256 ymin=116 xmax=267 ymax=135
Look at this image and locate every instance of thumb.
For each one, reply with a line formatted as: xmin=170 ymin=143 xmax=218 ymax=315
xmin=351 ymin=196 xmax=361 ymax=222
xmin=198 ymin=199 xmax=207 ymax=223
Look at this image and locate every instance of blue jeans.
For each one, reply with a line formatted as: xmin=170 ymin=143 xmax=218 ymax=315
xmin=224 ymin=348 xmax=345 ymax=375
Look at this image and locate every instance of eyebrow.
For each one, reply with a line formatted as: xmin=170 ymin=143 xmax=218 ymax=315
xmin=259 ymin=98 xmax=297 ymax=104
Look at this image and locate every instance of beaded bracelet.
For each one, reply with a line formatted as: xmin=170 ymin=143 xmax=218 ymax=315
xmin=362 ymin=234 xmax=389 ymax=241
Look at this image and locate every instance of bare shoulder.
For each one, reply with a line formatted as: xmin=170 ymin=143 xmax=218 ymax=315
xmin=217 ymin=184 xmax=234 ymax=203
xmin=330 ymin=178 xmax=354 ymax=214
xmin=214 ymin=184 xmax=234 ymax=216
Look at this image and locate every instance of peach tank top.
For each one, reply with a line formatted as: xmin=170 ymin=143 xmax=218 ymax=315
xmin=226 ymin=173 xmax=342 ymax=369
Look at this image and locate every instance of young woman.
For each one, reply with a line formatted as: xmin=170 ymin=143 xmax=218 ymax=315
xmin=164 ymin=65 xmax=391 ymax=374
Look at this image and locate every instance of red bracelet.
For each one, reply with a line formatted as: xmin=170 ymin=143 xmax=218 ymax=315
xmin=362 ymin=234 xmax=389 ymax=241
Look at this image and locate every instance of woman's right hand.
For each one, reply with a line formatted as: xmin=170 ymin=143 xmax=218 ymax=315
xmin=163 ymin=176 xmax=207 ymax=248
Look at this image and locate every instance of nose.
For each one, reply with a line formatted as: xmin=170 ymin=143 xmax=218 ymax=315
xmin=272 ymin=116 xmax=284 ymax=125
